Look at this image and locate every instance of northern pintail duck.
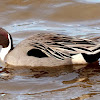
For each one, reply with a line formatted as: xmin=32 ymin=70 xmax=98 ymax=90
xmin=0 ymin=28 xmax=100 ymax=67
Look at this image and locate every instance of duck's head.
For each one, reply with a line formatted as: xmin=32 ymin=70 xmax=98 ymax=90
xmin=0 ymin=28 xmax=13 ymax=61
xmin=0 ymin=28 xmax=10 ymax=48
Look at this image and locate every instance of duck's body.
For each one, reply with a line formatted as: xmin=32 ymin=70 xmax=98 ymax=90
xmin=0 ymin=28 xmax=100 ymax=67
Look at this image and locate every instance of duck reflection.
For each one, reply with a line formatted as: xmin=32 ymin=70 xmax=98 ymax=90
xmin=0 ymin=61 xmax=99 ymax=80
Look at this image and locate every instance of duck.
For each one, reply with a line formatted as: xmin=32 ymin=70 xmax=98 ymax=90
xmin=0 ymin=27 xmax=100 ymax=67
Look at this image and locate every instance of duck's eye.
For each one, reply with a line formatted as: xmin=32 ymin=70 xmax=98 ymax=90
xmin=27 ymin=49 xmax=48 ymax=58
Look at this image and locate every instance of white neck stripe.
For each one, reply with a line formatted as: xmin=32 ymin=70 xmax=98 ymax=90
xmin=0 ymin=34 xmax=11 ymax=61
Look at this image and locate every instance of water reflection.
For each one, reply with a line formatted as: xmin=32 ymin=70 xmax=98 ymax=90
xmin=0 ymin=65 xmax=78 ymax=94
xmin=0 ymin=62 xmax=99 ymax=99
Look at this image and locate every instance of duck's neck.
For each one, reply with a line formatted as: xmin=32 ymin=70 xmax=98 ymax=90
xmin=0 ymin=34 xmax=13 ymax=61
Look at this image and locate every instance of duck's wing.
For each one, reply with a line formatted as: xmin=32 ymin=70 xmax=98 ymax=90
xmin=28 ymin=42 xmax=72 ymax=60
xmin=27 ymin=33 xmax=97 ymax=60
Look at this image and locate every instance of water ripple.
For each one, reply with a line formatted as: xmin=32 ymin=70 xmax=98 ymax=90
xmin=76 ymin=0 xmax=100 ymax=4
xmin=4 ymin=19 xmax=100 ymax=38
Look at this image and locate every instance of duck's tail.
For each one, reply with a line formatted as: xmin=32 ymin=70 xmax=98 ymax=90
xmin=82 ymin=46 xmax=100 ymax=63
xmin=82 ymin=52 xmax=100 ymax=63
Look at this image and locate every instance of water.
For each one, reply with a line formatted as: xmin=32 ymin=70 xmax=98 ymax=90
xmin=0 ymin=0 xmax=100 ymax=99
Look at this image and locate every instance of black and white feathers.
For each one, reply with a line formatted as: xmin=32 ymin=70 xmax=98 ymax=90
xmin=0 ymin=28 xmax=100 ymax=67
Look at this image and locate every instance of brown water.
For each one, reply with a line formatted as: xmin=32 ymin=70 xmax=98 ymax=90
xmin=0 ymin=0 xmax=100 ymax=99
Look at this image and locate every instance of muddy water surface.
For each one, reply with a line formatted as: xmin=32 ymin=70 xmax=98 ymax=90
xmin=0 ymin=0 xmax=100 ymax=100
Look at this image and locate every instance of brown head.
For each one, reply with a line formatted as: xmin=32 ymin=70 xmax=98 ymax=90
xmin=0 ymin=28 xmax=13 ymax=48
